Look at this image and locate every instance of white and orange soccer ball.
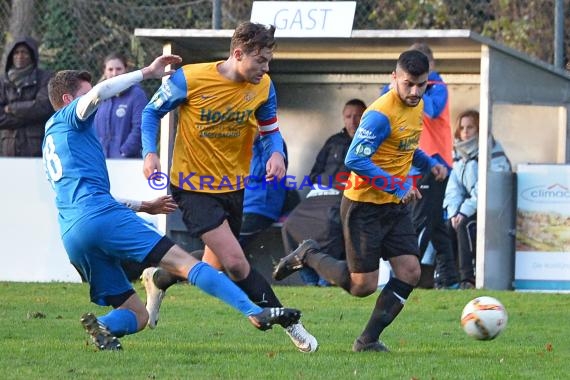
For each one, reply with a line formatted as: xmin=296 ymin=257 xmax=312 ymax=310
xmin=460 ymin=296 xmax=508 ymax=340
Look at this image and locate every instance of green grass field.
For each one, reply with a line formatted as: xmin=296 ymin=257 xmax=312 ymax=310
xmin=1 ymin=282 xmax=567 ymax=379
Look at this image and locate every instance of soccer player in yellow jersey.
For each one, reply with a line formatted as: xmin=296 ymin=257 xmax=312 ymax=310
xmin=274 ymin=50 xmax=448 ymax=352
xmin=140 ymin=22 xmax=317 ymax=353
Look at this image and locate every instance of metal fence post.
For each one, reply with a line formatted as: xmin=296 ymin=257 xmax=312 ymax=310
xmin=212 ymin=0 xmax=222 ymax=29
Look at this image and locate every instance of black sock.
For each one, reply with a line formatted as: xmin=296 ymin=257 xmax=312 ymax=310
xmin=305 ymin=251 xmax=351 ymax=291
xmin=235 ymin=268 xmax=282 ymax=307
xmin=359 ymin=277 xmax=414 ymax=343
xmin=154 ymin=268 xmax=184 ymax=290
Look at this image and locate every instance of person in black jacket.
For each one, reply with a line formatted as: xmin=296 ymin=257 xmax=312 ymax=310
xmin=281 ymin=98 xmax=366 ymax=286
xmin=0 ymin=36 xmax=54 ymax=156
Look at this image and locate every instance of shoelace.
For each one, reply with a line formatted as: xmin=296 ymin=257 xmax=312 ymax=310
xmin=287 ymin=324 xmax=310 ymax=348
xmin=89 ymin=319 xmax=112 ymax=337
xmin=290 ymin=256 xmax=303 ymax=269
xmin=287 ymin=324 xmax=304 ymax=339
xmin=98 ymin=323 xmax=112 ymax=335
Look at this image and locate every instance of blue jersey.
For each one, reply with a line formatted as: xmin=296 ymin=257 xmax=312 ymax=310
xmin=43 ymin=98 xmax=119 ymax=235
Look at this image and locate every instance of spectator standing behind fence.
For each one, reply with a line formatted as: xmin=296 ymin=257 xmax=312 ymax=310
xmin=443 ymin=110 xmax=511 ymax=289
xmin=0 ymin=36 xmax=54 ymax=157
xmin=281 ymin=98 xmax=366 ymax=286
xmin=94 ymin=53 xmax=146 ymax=158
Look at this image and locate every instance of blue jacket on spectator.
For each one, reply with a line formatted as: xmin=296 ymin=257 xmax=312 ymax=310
xmin=444 ymin=136 xmax=511 ymax=219
xmin=243 ymin=136 xmax=288 ymax=221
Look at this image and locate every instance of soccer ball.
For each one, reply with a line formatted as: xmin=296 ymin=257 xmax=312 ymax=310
xmin=460 ymin=296 xmax=508 ymax=340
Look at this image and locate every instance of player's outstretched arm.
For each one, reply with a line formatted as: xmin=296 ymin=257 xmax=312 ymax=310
xmin=77 ymin=54 xmax=182 ymax=121
xmin=141 ymin=55 xmax=182 ymax=80
xmin=140 ymin=195 xmax=178 ymax=214
xmin=116 ymin=195 xmax=177 ymax=215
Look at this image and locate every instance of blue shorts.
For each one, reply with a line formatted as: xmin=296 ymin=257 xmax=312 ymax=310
xmin=62 ymin=205 xmax=166 ymax=306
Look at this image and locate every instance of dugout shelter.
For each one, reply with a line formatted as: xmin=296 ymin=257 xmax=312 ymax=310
xmin=133 ymin=28 xmax=570 ymax=290
xmin=3 ymin=29 xmax=569 ymax=288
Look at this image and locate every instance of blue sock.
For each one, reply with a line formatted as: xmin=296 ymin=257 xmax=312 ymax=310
xmin=188 ymin=262 xmax=263 ymax=317
xmin=98 ymin=309 xmax=138 ymax=337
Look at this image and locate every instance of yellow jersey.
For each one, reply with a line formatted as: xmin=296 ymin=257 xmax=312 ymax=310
xmin=141 ymin=61 xmax=280 ymax=192
xmin=343 ymin=89 xmax=430 ymax=205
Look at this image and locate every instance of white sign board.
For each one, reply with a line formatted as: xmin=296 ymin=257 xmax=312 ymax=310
xmin=0 ymin=158 xmax=163 ymax=282
xmin=515 ymin=164 xmax=570 ymax=292
xmin=250 ymin=1 xmax=356 ymax=38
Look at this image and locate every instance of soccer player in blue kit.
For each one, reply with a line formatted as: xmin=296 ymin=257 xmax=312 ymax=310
xmin=42 ymin=54 xmax=301 ymax=350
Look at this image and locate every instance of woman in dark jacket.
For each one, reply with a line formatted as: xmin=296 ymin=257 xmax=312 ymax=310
xmin=0 ymin=36 xmax=54 ymax=156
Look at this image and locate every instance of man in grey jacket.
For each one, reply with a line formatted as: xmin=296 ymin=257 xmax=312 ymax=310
xmin=0 ymin=36 xmax=54 ymax=156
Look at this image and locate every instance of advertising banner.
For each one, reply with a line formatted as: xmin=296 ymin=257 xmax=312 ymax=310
xmin=515 ymin=164 xmax=570 ymax=291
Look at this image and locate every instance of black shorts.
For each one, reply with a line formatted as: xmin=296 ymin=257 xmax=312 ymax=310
xmin=341 ymin=196 xmax=419 ymax=273
xmin=171 ymin=186 xmax=244 ymax=238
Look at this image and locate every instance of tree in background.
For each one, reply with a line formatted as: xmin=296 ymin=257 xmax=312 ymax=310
xmin=40 ymin=0 xmax=83 ymax=73
xmin=363 ymin=0 xmax=491 ymax=30
xmin=1 ymin=0 xmax=34 ymax=65
xmin=0 ymin=0 xmax=568 ymax=76
xmin=359 ymin=0 xmax=566 ymax=66
xmin=483 ymin=0 xmax=558 ymax=63
xmin=37 ymin=0 xmax=208 ymax=93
